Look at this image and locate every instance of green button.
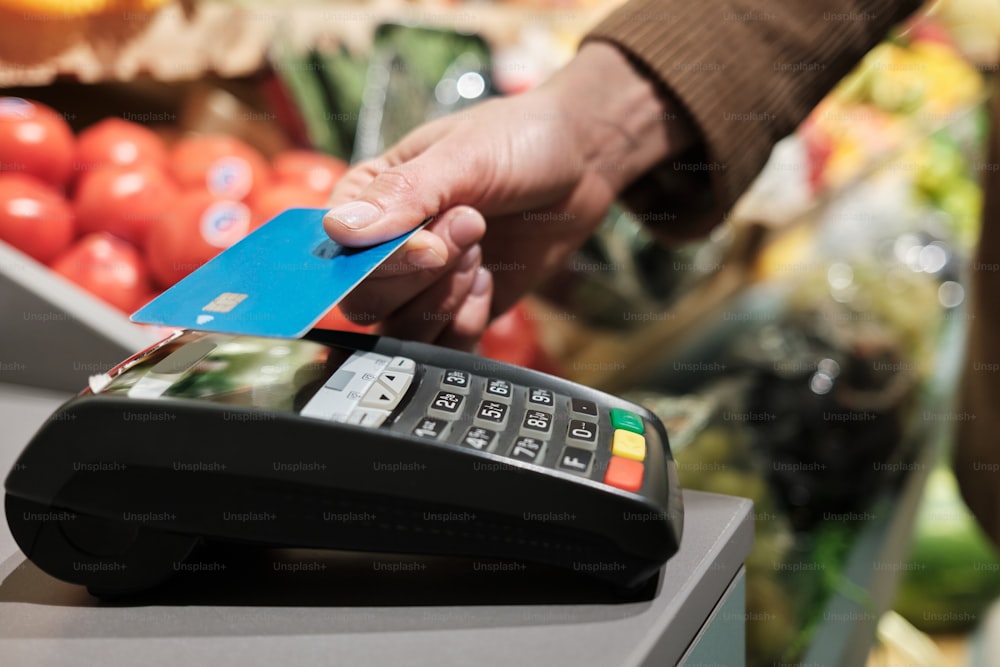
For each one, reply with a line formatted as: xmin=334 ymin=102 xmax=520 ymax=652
xmin=610 ymin=408 xmax=644 ymax=434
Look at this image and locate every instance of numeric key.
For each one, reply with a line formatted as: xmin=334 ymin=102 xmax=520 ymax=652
xmin=474 ymin=400 xmax=509 ymax=428
xmin=567 ymin=419 xmax=598 ymax=449
xmin=412 ymin=417 xmax=449 ymax=440
xmin=441 ymin=370 xmax=470 ymax=393
xmin=460 ymin=426 xmax=497 ymax=451
xmin=428 ymin=391 xmax=465 ymax=419
xmin=527 ymin=388 xmax=555 ymax=412
xmin=520 ymin=410 xmax=553 ymax=437
xmin=509 ymin=436 xmax=545 ymax=464
xmin=484 ymin=378 xmax=513 ymax=403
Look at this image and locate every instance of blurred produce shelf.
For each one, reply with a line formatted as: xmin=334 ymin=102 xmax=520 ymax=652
xmin=0 ymin=0 xmax=604 ymax=88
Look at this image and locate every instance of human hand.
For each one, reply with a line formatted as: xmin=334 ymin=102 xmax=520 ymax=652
xmin=324 ymin=41 xmax=694 ymax=349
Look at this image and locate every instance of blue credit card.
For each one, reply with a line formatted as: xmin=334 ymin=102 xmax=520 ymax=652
xmin=131 ymin=208 xmax=424 ymax=338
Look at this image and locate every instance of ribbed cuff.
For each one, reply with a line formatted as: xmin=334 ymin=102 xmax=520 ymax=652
xmin=584 ymin=0 xmax=923 ymax=240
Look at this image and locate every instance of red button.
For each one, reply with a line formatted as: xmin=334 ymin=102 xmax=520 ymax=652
xmin=604 ymin=456 xmax=644 ymax=492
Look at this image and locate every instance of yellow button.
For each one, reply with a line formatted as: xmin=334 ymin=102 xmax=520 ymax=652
xmin=612 ymin=430 xmax=646 ymax=462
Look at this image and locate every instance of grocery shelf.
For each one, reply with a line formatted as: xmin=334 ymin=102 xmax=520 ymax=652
xmin=0 ymin=0 xmax=602 ymax=88
xmin=801 ymin=437 xmax=933 ymax=665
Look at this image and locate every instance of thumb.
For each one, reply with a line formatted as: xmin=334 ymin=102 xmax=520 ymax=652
xmin=323 ymin=149 xmax=476 ymax=248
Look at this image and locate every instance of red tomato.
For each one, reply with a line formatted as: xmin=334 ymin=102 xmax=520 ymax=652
xmin=169 ymin=134 xmax=270 ymax=202
xmin=74 ymin=163 xmax=179 ymax=248
xmin=0 ymin=173 xmax=74 ymax=263
xmin=314 ymin=305 xmax=374 ymax=333
xmin=73 ymin=118 xmax=168 ymax=180
xmin=0 ymin=97 xmax=75 ymax=190
xmin=50 ymin=233 xmax=151 ymax=312
xmin=146 ymin=192 xmax=251 ymax=288
xmin=271 ymin=150 xmax=347 ymax=198
xmin=906 ymin=16 xmax=955 ymax=48
xmin=249 ymin=183 xmax=327 ymax=230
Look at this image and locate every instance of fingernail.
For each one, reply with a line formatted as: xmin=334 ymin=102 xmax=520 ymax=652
xmin=404 ymin=247 xmax=446 ymax=269
xmin=458 ymin=244 xmax=481 ymax=271
xmin=471 ymin=267 xmax=491 ymax=296
xmin=449 ymin=208 xmax=486 ymax=247
xmin=325 ymin=201 xmax=381 ymax=230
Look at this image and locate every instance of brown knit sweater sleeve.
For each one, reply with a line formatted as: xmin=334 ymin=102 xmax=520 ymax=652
xmin=584 ymin=0 xmax=924 ymax=241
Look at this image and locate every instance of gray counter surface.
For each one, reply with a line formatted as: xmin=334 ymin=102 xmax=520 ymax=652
xmin=0 ymin=384 xmax=753 ymax=667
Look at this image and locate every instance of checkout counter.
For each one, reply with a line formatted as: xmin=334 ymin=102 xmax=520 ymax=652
xmin=0 ymin=383 xmax=753 ymax=667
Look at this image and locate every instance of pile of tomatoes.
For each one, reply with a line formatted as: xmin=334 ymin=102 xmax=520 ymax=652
xmin=0 ymin=96 xmax=350 ymax=318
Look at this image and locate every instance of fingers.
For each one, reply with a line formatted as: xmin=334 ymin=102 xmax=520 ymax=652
xmin=324 ymin=158 xmax=384 ymax=208
xmin=434 ymin=267 xmax=493 ymax=351
xmin=324 ymin=121 xmax=453 ymax=210
xmin=323 ymin=141 xmax=486 ymax=248
xmin=337 ymin=206 xmax=486 ymax=321
xmin=378 ymin=252 xmax=489 ymax=345
xmin=367 ymin=205 xmax=486 ymax=278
